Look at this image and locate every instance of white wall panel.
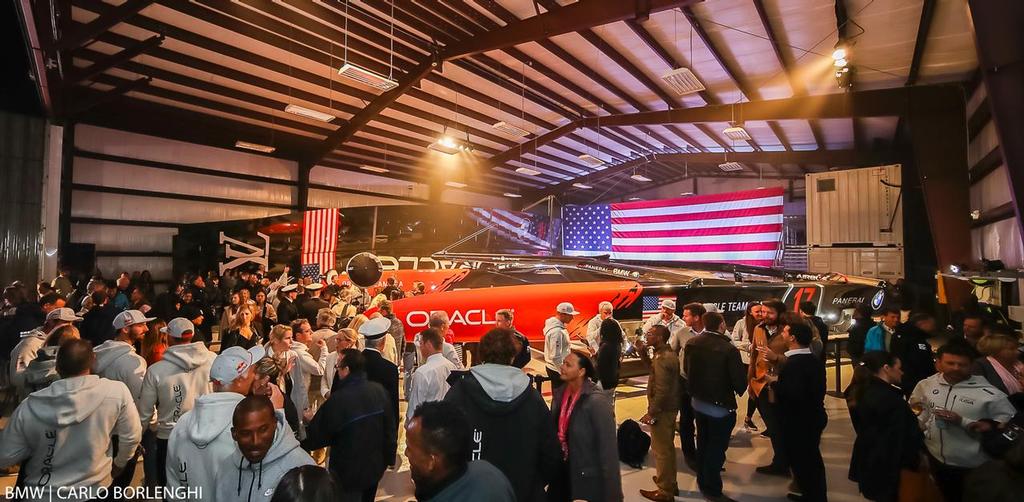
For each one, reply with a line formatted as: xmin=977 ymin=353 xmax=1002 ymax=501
xmin=75 ymin=124 xmax=297 ymax=181
xmin=71 ymin=191 xmax=291 ymax=222
xmin=308 ymin=189 xmax=420 ymax=209
xmin=969 ymin=165 xmax=1012 ymax=213
xmin=96 ymin=257 xmax=173 ymax=281
xmin=311 ymin=165 xmax=429 ymax=200
xmin=71 ymin=224 xmax=176 ymax=252
xmin=74 ymin=157 xmax=295 ymax=205
xmin=971 ymin=219 xmax=1024 ymax=269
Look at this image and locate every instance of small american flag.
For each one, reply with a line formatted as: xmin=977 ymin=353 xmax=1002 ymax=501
xmin=563 ymin=187 xmax=785 ymax=267
xmin=642 ymin=295 xmax=675 ymax=321
xmin=302 ymin=209 xmax=339 ymax=282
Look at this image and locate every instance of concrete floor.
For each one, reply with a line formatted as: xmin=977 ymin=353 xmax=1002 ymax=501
xmin=1 ymin=364 xmax=866 ymax=501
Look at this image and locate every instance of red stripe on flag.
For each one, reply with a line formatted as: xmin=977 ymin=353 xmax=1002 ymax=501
xmin=612 ymin=242 xmax=780 ymax=253
xmin=611 ymin=187 xmax=785 ymax=210
xmin=612 ymin=205 xmax=782 ymax=225
xmin=612 ymin=223 xmax=783 ymax=239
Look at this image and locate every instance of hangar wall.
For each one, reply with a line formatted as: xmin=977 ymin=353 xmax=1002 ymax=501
xmin=967 ymin=84 xmax=1024 ymax=269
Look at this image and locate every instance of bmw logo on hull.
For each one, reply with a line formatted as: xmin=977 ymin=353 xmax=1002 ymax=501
xmin=871 ymin=290 xmax=885 ymax=310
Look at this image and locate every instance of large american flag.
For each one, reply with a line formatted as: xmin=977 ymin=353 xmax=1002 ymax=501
xmin=563 ymin=187 xmax=785 ymax=267
xmin=301 ymin=209 xmax=339 ymax=282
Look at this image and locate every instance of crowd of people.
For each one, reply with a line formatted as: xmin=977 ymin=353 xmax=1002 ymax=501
xmin=0 ymin=266 xmax=1021 ymax=502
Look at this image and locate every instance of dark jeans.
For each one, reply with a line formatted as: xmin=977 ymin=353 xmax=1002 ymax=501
xmin=694 ymin=410 xmax=736 ymax=497
xmin=746 ymin=394 xmax=758 ymax=420
xmin=110 ymin=435 xmax=140 ymax=488
xmin=927 ymin=453 xmax=969 ymax=502
xmin=156 ymin=438 xmax=169 ymax=486
xmin=678 ymin=377 xmax=697 ymax=463
xmin=757 ymin=390 xmax=788 ymax=469
xmin=783 ymin=418 xmax=828 ymax=502
xmin=141 ymin=430 xmax=158 ymax=487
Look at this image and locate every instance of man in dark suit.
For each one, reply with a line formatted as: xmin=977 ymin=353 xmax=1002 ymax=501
xmin=299 ymin=283 xmax=329 ymax=324
xmin=358 ymin=316 xmax=400 ymax=467
xmin=276 ymin=284 xmax=299 ymax=326
xmin=769 ymin=322 xmax=828 ymax=502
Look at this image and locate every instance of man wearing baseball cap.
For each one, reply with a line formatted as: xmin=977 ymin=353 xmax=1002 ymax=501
xmin=543 ymin=302 xmax=578 ymax=390
xmin=165 ymin=344 xmax=266 ymax=501
xmin=138 ymin=318 xmax=216 ymax=486
xmin=10 ymin=306 xmax=81 ymax=400
xmin=94 ymin=309 xmax=152 ymax=487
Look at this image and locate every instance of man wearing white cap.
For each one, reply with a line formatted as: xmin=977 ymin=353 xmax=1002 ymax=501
xmin=138 ymin=318 xmax=216 ymax=486
xmin=276 ymin=284 xmax=300 ymax=326
xmin=299 ymin=283 xmax=329 ymax=325
xmin=94 ymin=309 xmax=152 ymax=487
xmin=10 ymin=307 xmax=81 ymax=400
xmin=165 ymin=345 xmax=266 ymax=501
xmin=360 ymin=317 xmax=399 ymax=463
xmin=586 ymin=301 xmax=618 ymax=355
xmin=544 ymin=302 xmax=578 ymax=390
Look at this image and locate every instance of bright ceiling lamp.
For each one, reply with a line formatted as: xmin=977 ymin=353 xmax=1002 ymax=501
xmin=832 ymin=47 xmax=847 ymax=61
xmin=338 ymin=63 xmax=398 ymax=91
xmin=234 ymin=141 xmax=275 ymax=153
xmin=429 ymin=135 xmax=465 ymax=155
xmin=444 ymin=181 xmax=467 ymax=188
xmin=284 ymin=104 xmax=335 ymax=122
xmin=723 ymin=125 xmax=751 ymax=141
xmin=360 ymin=165 xmax=389 ymax=174
xmin=630 ymin=173 xmax=652 ymax=182
xmin=503 ymin=192 xmax=523 ymax=198
xmin=515 ymin=167 xmax=541 ymax=176
xmin=572 ymin=182 xmax=593 ymax=189
xmin=718 ymin=161 xmax=744 ymax=172
xmin=834 ymin=58 xmax=848 ymax=68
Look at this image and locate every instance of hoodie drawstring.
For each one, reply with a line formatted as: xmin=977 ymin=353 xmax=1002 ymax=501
xmin=237 ymin=457 xmax=264 ymax=502
xmin=237 ymin=457 xmax=243 ymax=496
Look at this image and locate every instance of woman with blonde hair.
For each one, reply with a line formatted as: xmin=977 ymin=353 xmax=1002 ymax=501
xmin=219 ymin=291 xmax=243 ymax=335
xmin=221 ymin=305 xmax=258 ymax=351
xmin=143 ymin=319 xmax=168 ymax=365
xmin=321 ymin=328 xmax=360 ymax=398
xmin=973 ymin=333 xmax=1024 ymax=409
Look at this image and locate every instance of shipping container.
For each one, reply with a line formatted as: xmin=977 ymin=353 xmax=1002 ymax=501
xmin=806 ymin=165 xmax=903 ymax=247
xmin=807 ymin=247 xmax=904 ymax=281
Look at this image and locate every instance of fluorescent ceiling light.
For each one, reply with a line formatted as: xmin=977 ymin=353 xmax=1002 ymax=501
xmin=572 ymin=183 xmax=593 ymax=189
xmin=503 ymin=192 xmax=522 ymax=198
xmin=661 ymin=67 xmax=706 ymax=96
xmin=723 ymin=126 xmax=751 ymax=141
xmin=429 ymin=136 xmax=465 ymax=155
xmin=492 ymin=121 xmax=530 ymax=138
xmin=337 ymin=63 xmax=398 ymax=91
xmin=681 ymin=192 xmax=694 ymax=196
xmin=718 ymin=162 xmax=745 ymax=172
xmin=284 ymin=104 xmax=335 ymax=122
xmin=360 ymin=165 xmax=389 ymax=174
xmin=630 ymin=173 xmax=652 ymax=182
xmin=577 ymin=154 xmax=605 ymax=167
xmin=515 ymin=167 xmax=541 ymax=176
xmin=445 ymin=181 xmax=467 ymax=188
xmin=234 ymin=141 xmax=275 ymax=153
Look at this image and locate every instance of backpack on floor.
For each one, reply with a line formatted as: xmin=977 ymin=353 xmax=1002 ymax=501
xmin=617 ymin=418 xmax=651 ymax=468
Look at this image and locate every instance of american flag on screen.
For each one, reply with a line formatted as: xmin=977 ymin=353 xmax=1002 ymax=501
xmin=468 ymin=208 xmax=552 ymax=250
xmin=563 ymin=187 xmax=785 ymax=267
xmin=301 ymin=209 xmax=339 ymax=282
xmin=642 ymin=295 xmax=676 ymax=321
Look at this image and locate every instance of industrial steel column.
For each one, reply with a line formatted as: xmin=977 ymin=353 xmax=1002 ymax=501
xmin=906 ymin=86 xmax=972 ymax=309
xmin=58 ymin=123 xmax=74 ymax=251
xmin=967 ymin=0 xmax=1024 ymax=238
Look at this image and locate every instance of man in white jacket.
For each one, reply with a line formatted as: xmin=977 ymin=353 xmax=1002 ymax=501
xmin=543 ymin=302 xmax=577 ymax=390
xmin=10 ymin=307 xmax=81 ymax=400
xmin=910 ymin=341 xmax=1016 ymax=502
xmin=585 ymin=301 xmax=616 ymax=355
xmin=138 ymin=318 xmax=216 ymax=486
xmin=287 ymin=318 xmax=328 ymax=439
xmin=217 ymin=395 xmax=314 ymax=502
xmin=165 ymin=344 xmax=265 ymax=502
xmin=0 ymin=339 xmax=142 ymax=502
xmin=93 ymin=308 xmax=152 ymax=488
xmin=406 ymin=328 xmax=457 ymax=422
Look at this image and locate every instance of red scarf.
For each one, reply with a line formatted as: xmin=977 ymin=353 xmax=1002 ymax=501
xmin=558 ymin=385 xmax=582 ymax=460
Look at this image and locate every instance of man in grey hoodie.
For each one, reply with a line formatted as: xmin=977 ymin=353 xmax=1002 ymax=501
xmin=217 ymin=395 xmax=314 ymax=502
xmin=10 ymin=307 xmax=81 ymax=400
xmin=138 ymin=318 xmax=216 ymax=486
xmin=165 ymin=345 xmax=265 ymax=502
xmin=543 ymin=302 xmax=578 ymax=390
xmin=94 ymin=309 xmax=152 ymax=488
xmin=0 ymin=339 xmax=142 ymax=502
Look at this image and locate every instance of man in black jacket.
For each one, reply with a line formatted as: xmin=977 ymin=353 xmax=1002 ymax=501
xmin=769 ymin=322 xmax=828 ymax=502
xmin=799 ymin=301 xmax=830 ymax=348
xmin=276 ymin=284 xmax=300 ymax=326
xmin=891 ymin=312 xmax=936 ymax=397
xmin=302 ymin=349 xmax=396 ymax=502
xmin=684 ymin=312 xmax=748 ymax=502
xmin=443 ymin=328 xmax=560 ymax=502
xmin=359 ymin=317 xmax=400 ymax=464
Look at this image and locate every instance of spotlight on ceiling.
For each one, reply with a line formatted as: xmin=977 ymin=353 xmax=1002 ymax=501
xmin=234 ymin=141 xmax=275 ymax=153
xmin=718 ymin=162 xmax=745 ymax=172
xmin=428 ymin=136 xmax=466 ymax=155
xmin=832 ymin=47 xmax=847 ymax=61
xmin=834 ymin=58 xmax=848 ymax=68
